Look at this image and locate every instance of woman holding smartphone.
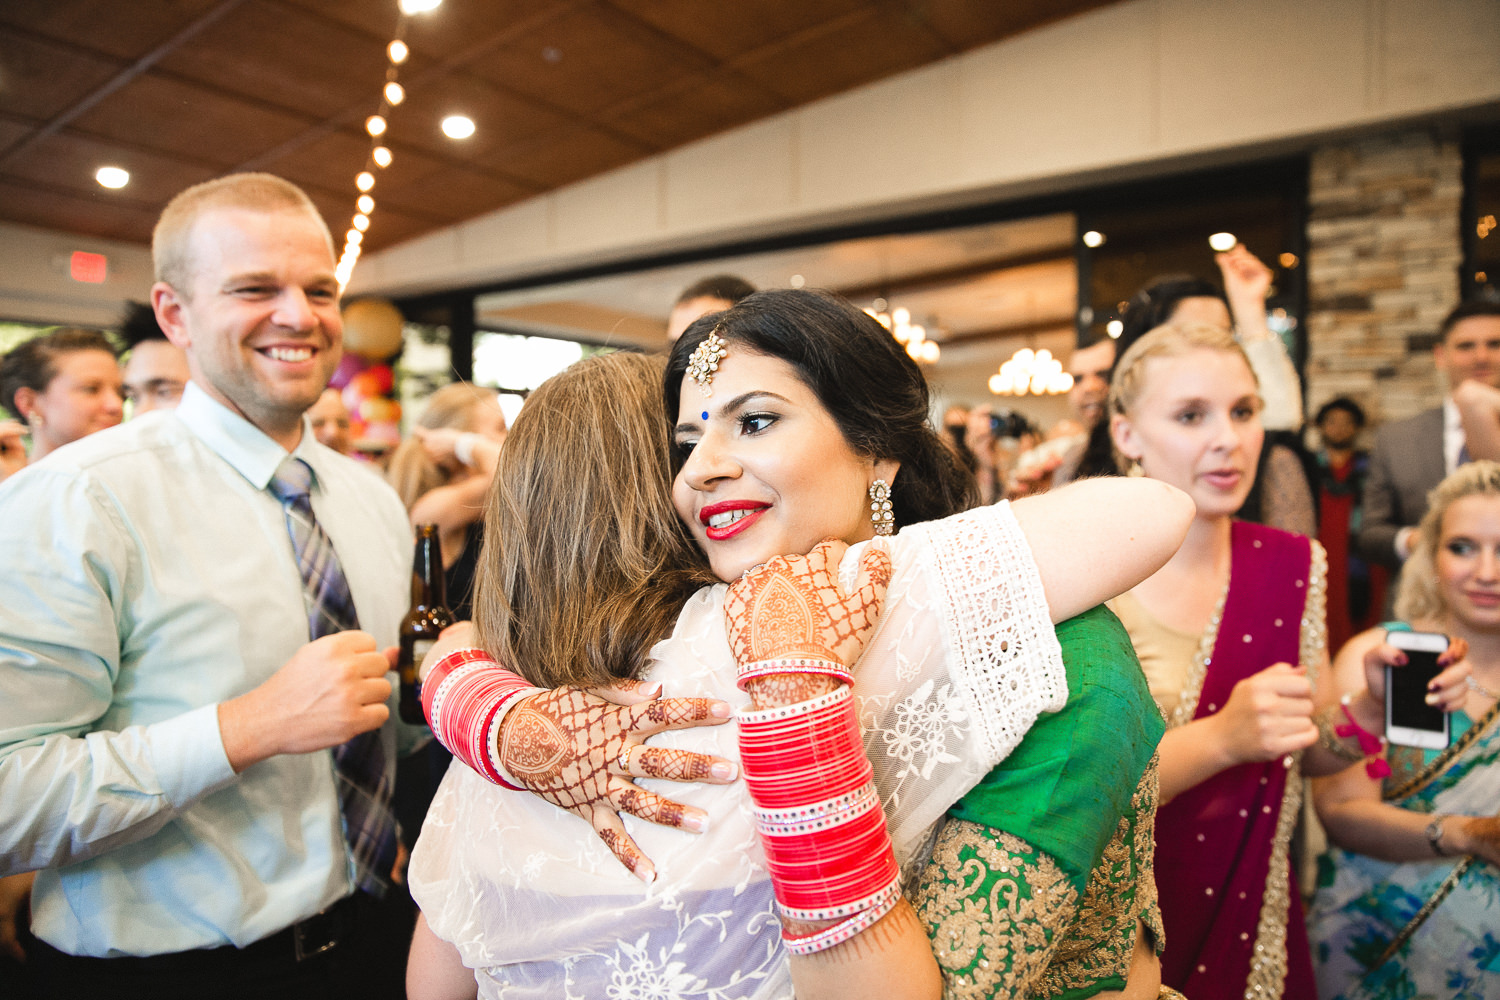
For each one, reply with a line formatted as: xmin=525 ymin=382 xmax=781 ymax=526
xmin=1309 ymin=461 xmax=1500 ymax=999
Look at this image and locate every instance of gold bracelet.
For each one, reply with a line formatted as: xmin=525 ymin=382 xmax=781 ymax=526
xmin=1314 ymin=704 xmax=1367 ymax=762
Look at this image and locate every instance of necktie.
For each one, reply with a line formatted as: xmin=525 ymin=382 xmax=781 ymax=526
xmin=269 ymin=456 xmax=397 ymax=896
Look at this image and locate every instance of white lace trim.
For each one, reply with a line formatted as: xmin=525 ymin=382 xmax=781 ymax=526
xmin=912 ymin=502 xmax=1066 ymax=765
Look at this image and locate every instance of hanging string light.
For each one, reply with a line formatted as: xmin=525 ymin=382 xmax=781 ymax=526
xmin=336 ymin=0 xmax=445 ymax=288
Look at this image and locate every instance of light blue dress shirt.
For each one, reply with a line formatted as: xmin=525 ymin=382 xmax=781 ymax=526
xmin=0 ymin=383 xmax=418 ymax=957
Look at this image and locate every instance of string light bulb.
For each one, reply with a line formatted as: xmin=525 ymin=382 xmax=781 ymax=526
xmin=346 ymin=229 xmax=363 ymax=246
xmin=388 ymin=40 xmax=409 ymax=64
xmin=353 ymin=214 xmax=370 ymax=232
xmin=356 ymin=171 xmax=375 ymax=192
xmin=372 ymin=146 xmax=392 ymax=168
xmin=357 ymin=195 xmax=374 ymax=214
xmin=383 ymin=82 xmax=405 ymax=106
xmin=366 ymin=115 xmax=387 ymax=137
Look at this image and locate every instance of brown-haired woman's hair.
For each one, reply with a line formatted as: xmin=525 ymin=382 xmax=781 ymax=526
xmin=1106 ymin=320 xmax=1259 ymax=473
xmin=475 ymin=352 xmax=716 ymax=688
xmin=0 ymin=327 xmax=117 ymax=420
xmin=386 ymin=382 xmax=500 ymax=512
xmin=1395 ymin=461 xmax=1500 ymax=624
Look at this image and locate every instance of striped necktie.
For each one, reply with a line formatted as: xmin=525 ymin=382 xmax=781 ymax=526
xmin=269 ymin=456 xmax=397 ymax=896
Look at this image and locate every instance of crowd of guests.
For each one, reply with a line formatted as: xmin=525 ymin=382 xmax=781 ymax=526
xmin=2 ymin=168 xmax=1500 ymax=1000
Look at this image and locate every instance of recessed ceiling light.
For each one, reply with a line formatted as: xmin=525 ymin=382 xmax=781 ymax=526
xmin=1082 ymin=230 xmax=1105 ymax=248
xmin=96 ymin=166 xmax=129 ymax=189
xmin=398 ymin=0 xmax=441 ymax=13
xmin=441 ymin=115 xmax=475 ymax=139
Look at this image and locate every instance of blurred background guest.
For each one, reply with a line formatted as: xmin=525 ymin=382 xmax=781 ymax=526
xmin=385 ymin=382 xmax=508 ymax=851
xmin=1064 ymin=245 xmax=1316 ymax=537
xmin=0 ymin=327 xmax=122 ymax=470
xmin=665 ymin=273 xmax=756 ymax=341
xmin=117 ymin=301 xmax=189 ymax=417
xmin=1312 ymin=397 xmax=1387 ymax=652
xmin=1310 ymin=461 xmax=1500 ymax=999
xmin=308 ymin=387 xmax=354 ymax=455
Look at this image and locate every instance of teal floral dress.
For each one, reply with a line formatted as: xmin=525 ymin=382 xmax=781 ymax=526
xmin=1308 ymin=707 xmax=1500 ymax=999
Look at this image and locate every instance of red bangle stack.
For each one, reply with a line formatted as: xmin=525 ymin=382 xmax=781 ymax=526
xmin=422 ymin=647 xmax=535 ymax=791
xmin=737 ymin=686 xmax=901 ymax=954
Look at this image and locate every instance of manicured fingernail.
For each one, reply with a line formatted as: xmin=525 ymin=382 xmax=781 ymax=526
xmin=682 ymin=812 xmax=710 ymax=834
xmin=711 ymin=761 xmax=739 ymax=781
xmin=1425 ymin=693 xmax=1440 ymax=705
xmin=1428 ymin=681 xmax=1442 ymax=692
xmin=638 ymin=680 xmax=663 ymax=698
xmin=710 ymin=701 xmax=733 ymax=718
xmin=633 ymin=861 xmax=656 ymax=884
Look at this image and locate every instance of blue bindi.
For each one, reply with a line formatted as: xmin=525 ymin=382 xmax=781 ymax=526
xmin=701 ymin=411 xmax=709 ymax=420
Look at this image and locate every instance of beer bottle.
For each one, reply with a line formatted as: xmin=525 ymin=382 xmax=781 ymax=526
xmin=398 ymin=524 xmax=453 ymax=724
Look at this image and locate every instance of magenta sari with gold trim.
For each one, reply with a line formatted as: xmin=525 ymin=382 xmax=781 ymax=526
xmin=1156 ymin=521 xmax=1324 ymax=1000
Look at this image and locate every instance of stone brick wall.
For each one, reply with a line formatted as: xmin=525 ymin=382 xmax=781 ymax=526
xmin=1304 ymin=131 xmax=1464 ymax=429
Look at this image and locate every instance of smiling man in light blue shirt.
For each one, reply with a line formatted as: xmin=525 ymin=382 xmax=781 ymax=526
xmin=0 ymin=174 xmax=420 ymax=998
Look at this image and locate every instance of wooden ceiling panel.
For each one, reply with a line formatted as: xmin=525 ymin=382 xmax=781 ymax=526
xmin=374 ymin=163 xmax=529 ymax=224
xmin=4 ymin=131 xmax=216 ymax=208
xmin=0 ymin=27 xmax=124 ymax=121
xmin=155 ymin=1 xmax=389 ymax=119
xmin=0 ymin=0 xmax=224 ymax=62
xmin=463 ymin=6 xmax=706 ymax=120
xmin=71 ymin=73 xmax=313 ymax=167
xmin=256 ymin=127 xmax=421 ymax=204
xmin=911 ymin=0 xmax=1119 ymax=51
xmin=0 ymin=116 xmax=35 ymax=155
xmin=605 ymin=0 xmax=870 ymax=63
xmin=0 ymin=178 xmax=163 ymax=244
xmin=391 ymin=72 xmax=572 ymax=167
xmin=0 ymin=0 xmax=1112 ymax=255
xmin=607 ymin=73 xmax=786 ymax=150
xmin=733 ymin=9 xmax=953 ymax=106
xmin=489 ymin=122 xmax=644 ymax=190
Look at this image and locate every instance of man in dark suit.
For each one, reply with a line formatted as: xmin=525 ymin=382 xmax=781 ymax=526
xmin=1358 ymin=300 xmax=1500 ymax=569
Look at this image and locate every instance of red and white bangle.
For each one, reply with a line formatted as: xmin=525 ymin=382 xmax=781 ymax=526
xmin=737 ymin=686 xmax=901 ymax=946
xmin=782 ymin=881 xmax=902 ymax=956
xmin=737 ymin=655 xmax=851 ymax=690
xmin=422 ymin=647 xmax=541 ymax=791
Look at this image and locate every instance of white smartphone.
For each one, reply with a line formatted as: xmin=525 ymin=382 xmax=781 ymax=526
xmin=1385 ymin=630 xmax=1451 ymax=750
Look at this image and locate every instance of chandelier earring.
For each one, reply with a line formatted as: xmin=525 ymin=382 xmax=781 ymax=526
xmin=869 ymin=479 xmax=895 ymax=536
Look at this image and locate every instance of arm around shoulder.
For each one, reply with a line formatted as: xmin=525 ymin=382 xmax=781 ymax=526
xmin=1011 ymin=477 xmax=1194 ymax=623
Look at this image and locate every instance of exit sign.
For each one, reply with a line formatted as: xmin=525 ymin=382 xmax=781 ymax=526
xmin=70 ymin=251 xmax=107 ymax=283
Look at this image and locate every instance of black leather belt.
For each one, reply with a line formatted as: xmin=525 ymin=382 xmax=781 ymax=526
xmin=242 ymin=891 xmax=360 ymax=964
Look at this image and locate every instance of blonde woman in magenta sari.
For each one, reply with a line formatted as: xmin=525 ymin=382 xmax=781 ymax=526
xmin=1309 ymin=462 xmax=1500 ymax=999
xmin=1103 ymin=323 xmax=1470 ymax=1000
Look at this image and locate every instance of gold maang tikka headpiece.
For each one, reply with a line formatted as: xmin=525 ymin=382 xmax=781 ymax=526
xmin=686 ymin=328 xmax=728 ymax=397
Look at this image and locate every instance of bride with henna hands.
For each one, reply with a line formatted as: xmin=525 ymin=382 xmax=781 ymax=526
xmin=405 ymin=290 xmax=1194 ymax=1000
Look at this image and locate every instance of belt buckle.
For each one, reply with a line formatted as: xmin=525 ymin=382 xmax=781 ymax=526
xmin=293 ymin=906 xmax=340 ymax=962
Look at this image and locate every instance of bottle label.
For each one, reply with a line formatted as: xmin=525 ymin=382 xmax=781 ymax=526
xmin=411 ymin=639 xmax=437 ymax=665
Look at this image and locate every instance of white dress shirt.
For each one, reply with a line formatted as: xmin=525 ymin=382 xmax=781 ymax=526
xmin=0 ymin=383 xmax=416 ymax=957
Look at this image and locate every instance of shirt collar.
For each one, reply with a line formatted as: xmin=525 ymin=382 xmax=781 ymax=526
xmin=175 ymin=382 xmax=326 ymax=492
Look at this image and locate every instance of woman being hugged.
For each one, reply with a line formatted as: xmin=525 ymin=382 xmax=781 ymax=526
xmin=1104 ymin=322 xmax=1466 ymax=1000
xmin=408 ymin=290 xmax=1193 ymax=1000
xmin=1308 ymin=462 xmax=1500 ymax=999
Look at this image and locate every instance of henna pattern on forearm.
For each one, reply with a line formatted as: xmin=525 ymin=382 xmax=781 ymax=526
xmin=746 ymin=672 xmax=841 ymax=711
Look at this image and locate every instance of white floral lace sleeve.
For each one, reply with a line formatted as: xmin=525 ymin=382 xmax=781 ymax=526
xmin=409 ymin=499 xmax=1065 ymax=999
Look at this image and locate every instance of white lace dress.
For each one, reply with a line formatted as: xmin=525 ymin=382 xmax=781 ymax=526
xmin=409 ymin=502 xmax=1066 ymax=1000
